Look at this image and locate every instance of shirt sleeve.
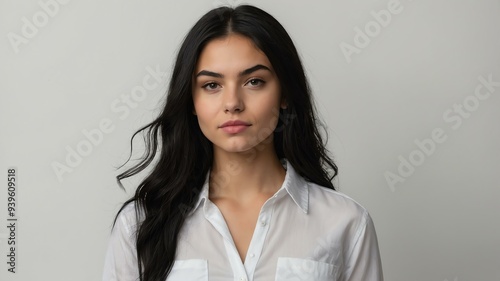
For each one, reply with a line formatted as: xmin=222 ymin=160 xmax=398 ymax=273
xmin=102 ymin=207 xmax=140 ymax=281
xmin=339 ymin=211 xmax=384 ymax=281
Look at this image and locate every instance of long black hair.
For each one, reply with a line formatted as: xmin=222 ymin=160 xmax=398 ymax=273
xmin=114 ymin=5 xmax=338 ymax=281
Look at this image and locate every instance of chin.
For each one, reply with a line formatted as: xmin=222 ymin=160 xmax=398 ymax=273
xmin=213 ymin=141 xmax=256 ymax=154
xmin=211 ymin=134 xmax=274 ymax=155
xmin=222 ymin=144 xmax=255 ymax=154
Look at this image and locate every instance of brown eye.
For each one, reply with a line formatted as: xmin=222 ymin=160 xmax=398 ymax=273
xmin=202 ymin=82 xmax=220 ymax=91
xmin=246 ymin=79 xmax=265 ymax=87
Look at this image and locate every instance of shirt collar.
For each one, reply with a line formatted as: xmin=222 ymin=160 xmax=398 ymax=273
xmin=190 ymin=159 xmax=309 ymax=216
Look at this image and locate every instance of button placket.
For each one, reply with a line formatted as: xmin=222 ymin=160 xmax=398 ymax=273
xmin=243 ymin=197 xmax=277 ymax=281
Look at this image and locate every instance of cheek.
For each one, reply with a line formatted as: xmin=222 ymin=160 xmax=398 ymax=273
xmin=193 ymin=96 xmax=213 ymax=119
xmin=193 ymin=99 xmax=218 ymax=136
xmin=254 ymin=101 xmax=281 ymax=131
xmin=194 ymin=108 xmax=211 ymax=128
xmin=266 ymin=110 xmax=280 ymax=132
xmin=194 ymin=112 xmax=213 ymax=142
xmin=259 ymin=89 xmax=282 ymax=122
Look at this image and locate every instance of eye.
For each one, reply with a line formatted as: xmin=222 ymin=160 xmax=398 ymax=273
xmin=246 ymin=78 xmax=265 ymax=88
xmin=202 ymin=82 xmax=220 ymax=91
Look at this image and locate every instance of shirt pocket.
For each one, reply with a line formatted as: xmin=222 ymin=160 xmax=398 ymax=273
xmin=165 ymin=259 xmax=208 ymax=281
xmin=275 ymin=257 xmax=338 ymax=281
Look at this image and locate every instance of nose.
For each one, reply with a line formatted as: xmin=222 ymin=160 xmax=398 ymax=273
xmin=223 ymin=85 xmax=244 ymax=113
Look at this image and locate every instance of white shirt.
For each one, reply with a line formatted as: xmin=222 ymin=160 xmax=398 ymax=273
xmin=102 ymin=160 xmax=383 ymax=281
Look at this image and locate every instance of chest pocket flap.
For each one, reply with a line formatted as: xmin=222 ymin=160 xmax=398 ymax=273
xmin=166 ymin=259 xmax=208 ymax=281
xmin=275 ymin=257 xmax=338 ymax=281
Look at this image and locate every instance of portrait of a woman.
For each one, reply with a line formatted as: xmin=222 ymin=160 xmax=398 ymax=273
xmin=103 ymin=5 xmax=383 ymax=281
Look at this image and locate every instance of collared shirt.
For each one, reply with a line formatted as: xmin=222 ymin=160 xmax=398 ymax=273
xmin=102 ymin=160 xmax=383 ymax=281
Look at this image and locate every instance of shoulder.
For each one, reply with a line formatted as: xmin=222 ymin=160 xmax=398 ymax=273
xmin=306 ymin=183 xmax=379 ymax=252
xmin=307 ymin=182 xmax=370 ymax=224
xmin=114 ymin=201 xmax=143 ymax=238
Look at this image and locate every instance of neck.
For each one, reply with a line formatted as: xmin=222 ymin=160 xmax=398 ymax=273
xmin=209 ymin=143 xmax=286 ymax=204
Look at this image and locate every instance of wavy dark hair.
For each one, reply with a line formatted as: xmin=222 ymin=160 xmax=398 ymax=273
xmin=114 ymin=4 xmax=338 ymax=281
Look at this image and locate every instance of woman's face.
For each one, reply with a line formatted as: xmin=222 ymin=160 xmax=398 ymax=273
xmin=192 ymin=34 xmax=286 ymax=154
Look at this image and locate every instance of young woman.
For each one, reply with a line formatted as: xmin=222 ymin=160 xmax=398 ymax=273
xmin=103 ymin=5 xmax=383 ymax=281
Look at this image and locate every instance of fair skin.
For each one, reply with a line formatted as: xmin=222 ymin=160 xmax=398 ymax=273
xmin=192 ymin=34 xmax=287 ymax=262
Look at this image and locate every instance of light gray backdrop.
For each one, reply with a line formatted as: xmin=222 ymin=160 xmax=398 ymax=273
xmin=0 ymin=0 xmax=499 ymax=280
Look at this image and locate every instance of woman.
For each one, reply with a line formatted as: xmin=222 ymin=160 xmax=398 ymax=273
xmin=103 ymin=4 xmax=383 ymax=281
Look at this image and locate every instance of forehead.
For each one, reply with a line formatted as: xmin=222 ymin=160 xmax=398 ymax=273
xmin=196 ymin=34 xmax=272 ymax=73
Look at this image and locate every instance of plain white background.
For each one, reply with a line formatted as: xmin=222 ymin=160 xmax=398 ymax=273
xmin=1 ymin=0 xmax=499 ymax=280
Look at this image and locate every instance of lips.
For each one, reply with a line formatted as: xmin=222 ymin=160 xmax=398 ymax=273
xmin=219 ymin=120 xmax=251 ymax=134
xmin=219 ymin=120 xmax=251 ymax=128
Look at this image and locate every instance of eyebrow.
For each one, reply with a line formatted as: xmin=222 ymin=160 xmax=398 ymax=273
xmin=195 ymin=64 xmax=272 ymax=79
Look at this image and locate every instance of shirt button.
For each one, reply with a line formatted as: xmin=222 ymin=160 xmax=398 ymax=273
xmin=250 ymin=253 xmax=255 ymax=258
xmin=260 ymin=220 xmax=267 ymax=226
xmin=240 ymin=277 xmax=247 ymax=281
